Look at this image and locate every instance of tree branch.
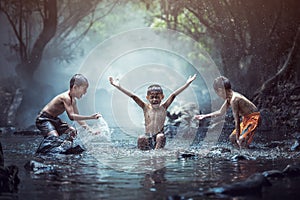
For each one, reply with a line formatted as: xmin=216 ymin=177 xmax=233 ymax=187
xmin=253 ymin=25 xmax=300 ymax=100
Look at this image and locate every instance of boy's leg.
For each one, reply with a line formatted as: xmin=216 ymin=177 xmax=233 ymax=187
xmin=239 ymin=125 xmax=257 ymax=147
xmin=154 ymin=133 xmax=166 ymax=149
xmin=36 ymin=120 xmax=59 ymax=137
xmin=55 ymin=119 xmax=77 ymax=141
xmin=36 ymin=112 xmax=61 ymax=137
xmin=138 ymin=135 xmax=152 ymax=150
xmin=229 ymin=131 xmax=239 ymax=147
xmin=239 ymin=113 xmax=260 ymax=147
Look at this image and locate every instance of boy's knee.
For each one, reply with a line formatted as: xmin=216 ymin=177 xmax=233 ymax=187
xmin=155 ymin=133 xmax=166 ymax=149
xmin=138 ymin=137 xmax=151 ymax=150
xmin=156 ymin=133 xmax=165 ymax=141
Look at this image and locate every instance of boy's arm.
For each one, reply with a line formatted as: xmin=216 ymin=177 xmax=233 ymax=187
xmin=163 ymin=74 xmax=196 ymax=109
xmin=64 ymin=98 xmax=101 ymax=122
xmin=195 ymin=100 xmax=229 ymax=120
xmin=109 ymin=76 xmax=145 ymax=108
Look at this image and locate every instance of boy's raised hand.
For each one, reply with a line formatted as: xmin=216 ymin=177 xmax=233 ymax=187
xmin=187 ymin=74 xmax=197 ymax=84
xmin=109 ymin=76 xmax=119 ymax=87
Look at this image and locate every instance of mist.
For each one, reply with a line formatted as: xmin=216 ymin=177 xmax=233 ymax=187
xmin=76 ymin=28 xmax=223 ymax=137
xmin=0 ymin=1 xmax=222 ymax=129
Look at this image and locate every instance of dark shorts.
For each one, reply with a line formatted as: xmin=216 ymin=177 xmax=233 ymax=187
xmin=148 ymin=135 xmax=157 ymax=149
xmin=35 ymin=112 xmax=71 ymax=136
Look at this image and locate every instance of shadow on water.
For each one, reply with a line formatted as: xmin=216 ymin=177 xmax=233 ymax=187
xmin=1 ymin=128 xmax=300 ymax=200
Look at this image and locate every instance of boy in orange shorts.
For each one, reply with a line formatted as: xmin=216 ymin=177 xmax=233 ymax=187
xmin=195 ymin=76 xmax=260 ymax=148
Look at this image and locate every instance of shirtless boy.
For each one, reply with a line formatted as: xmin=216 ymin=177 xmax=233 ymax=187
xmin=109 ymin=74 xmax=196 ymax=150
xmin=195 ymin=76 xmax=260 ymax=148
xmin=36 ymin=74 xmax=101 ymax=141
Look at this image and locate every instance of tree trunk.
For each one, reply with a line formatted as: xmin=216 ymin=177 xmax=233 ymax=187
xmin=16 ymin=0 xmax=58 ymax=83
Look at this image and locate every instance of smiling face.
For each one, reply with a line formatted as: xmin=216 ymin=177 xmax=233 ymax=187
xmin=73 ymin=83 xmax=88 ymax=99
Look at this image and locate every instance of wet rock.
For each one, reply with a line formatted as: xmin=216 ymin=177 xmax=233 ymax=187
xmin=205 ymin=173 xmax=271 ymax=196
xmin=24 ymin=160 xmax=58 ymax=175
xmin=231 ymin=154 xmax=250 ymax=161
xmin=290 ymin=140 xmax=300 ymax=151
xmin=178 ymin=152 xmax=196 ymax=159
xmin=165 ymin=103 xmax=199 ymax=138
xmin=282 ymin=164 xmax=300 ymax=177
xmin=0 ymin=165 xmax=20 ymax=193
xmin=36 ymin=135 xmax=85 ymax=155
xmin=210 ymin=146 xmax=231 ymax=153
xmin=62 ymin=145 xmax=85 ymax=155
xmin=262 ymin=170 xmax=284 ymax=178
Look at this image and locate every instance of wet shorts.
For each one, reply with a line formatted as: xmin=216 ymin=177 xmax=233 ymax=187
xmin=230 ymin=112 xmax=260 ymax=146
xmin=35 ymin=112 xmax=71 ymax=136
xmin=148 ymin=134 xmax=158 ymax=149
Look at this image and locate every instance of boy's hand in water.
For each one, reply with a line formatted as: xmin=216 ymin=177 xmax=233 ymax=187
xmin=109 ymin=76 xmax=119 ymax=87
xmin=186 ymin=74 xmax=196 ymax=84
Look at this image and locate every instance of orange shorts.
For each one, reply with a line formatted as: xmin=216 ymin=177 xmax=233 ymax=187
xmin=230 ymin=112 xmax=260 ymax=146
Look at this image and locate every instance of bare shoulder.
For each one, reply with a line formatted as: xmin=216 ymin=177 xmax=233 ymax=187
xmin=233 ymin=92 xmax=253 ymax=104
xmin=232 ymin=91 xmax=257 ymax=114
xmin=58 ymin=91 xmax=74 ymax=105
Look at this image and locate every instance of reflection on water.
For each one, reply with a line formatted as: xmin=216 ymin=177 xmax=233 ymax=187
xmin=1 ymin=130 xmax=300 ymax=200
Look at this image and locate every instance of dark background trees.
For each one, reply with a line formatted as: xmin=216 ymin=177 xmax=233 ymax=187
xmin=148 ymin=0 xmax=300 ymax=96
xmin=0 ymin=0 xmax=118 ymax=126
xmin=146 ymin=0 xmax=300 ymax=130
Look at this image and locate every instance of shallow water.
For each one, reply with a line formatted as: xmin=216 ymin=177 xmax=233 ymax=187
xmin=1 ymin=130 xmax=300 ymax=200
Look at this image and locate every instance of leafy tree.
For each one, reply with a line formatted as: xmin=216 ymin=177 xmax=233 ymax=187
xmin=0 ymin=0 xmax=118 ymax=83
xmin=0 ymin=0 xmax=118 ymax=126
xmin=148 ymin=0 xmax=300 ymax=96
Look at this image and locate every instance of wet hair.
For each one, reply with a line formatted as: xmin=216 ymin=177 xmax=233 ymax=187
xmin=213 ymin=76 xmax=231 ymax=91
xmin=147 ymin=84 xmax=163 ymax=95
xmin=70 ymin=74 xmax=89 ymax=89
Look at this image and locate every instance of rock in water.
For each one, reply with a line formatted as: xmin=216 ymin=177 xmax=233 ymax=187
xmin=205 ymin=173 xmax=271 ymax=196
xmin=24 ymin=160 xmax=58 ymax=175
xmin=35 ymin=135 xmax=84 ymax=155
xmin=231 ymin=154 xmax=250 ymax=161
xmin=262 ymin=170 xmax=284 ymax=178
xmin=282 ymin=164 xmax=300 ymax=176
xmin=291 ymin=140 xmax=300 ymax=151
